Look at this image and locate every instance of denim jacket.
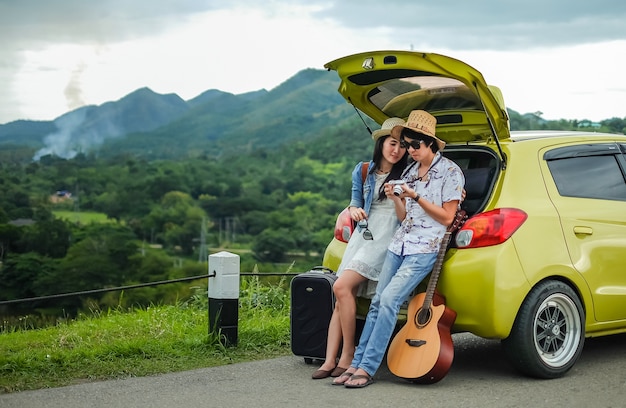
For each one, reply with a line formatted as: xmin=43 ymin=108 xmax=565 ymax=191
xmin=348 ymin=160 xmax=376 ymax=216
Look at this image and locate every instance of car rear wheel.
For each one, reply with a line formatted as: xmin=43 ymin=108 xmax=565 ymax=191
xmin=502 ymin=280 xmax=585 ymax=379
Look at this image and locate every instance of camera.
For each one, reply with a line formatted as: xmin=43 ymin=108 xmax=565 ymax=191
xmin=389 ymin=180 xmax=406 ymax=196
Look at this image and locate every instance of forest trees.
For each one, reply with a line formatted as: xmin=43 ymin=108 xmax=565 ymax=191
xmin=0 ymin=132 xmax=356 ymax=313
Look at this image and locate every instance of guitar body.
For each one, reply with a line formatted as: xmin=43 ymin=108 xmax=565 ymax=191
xmin=387 ymin=291 xmax=457 ymax=384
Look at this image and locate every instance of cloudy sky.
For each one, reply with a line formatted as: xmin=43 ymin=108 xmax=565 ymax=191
xmin=1 ymin=0 xmax=626 ymax=125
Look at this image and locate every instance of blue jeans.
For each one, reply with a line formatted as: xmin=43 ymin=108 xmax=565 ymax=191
xmin=351 ymin=250 xmax=437 ymax=376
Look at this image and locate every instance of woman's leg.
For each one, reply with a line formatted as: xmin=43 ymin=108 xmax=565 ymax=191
xmin=332 ymin=269 xmax=367 ymax=369
xmin=349 ymin=251 xmax=402 ymax=370
xmin=316 ymin=306 xmax=341 ymax=372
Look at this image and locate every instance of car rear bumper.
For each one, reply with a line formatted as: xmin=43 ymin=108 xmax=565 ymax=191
xmin=439 ymin=243 xmax=531 ymax=339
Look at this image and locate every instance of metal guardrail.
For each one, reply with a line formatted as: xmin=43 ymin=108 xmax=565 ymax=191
xmin=0 ymin=272 xmax=300 ymax=306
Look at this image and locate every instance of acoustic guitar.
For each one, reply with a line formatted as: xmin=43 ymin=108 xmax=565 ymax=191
xmin=386 ymin=210 xmax=467 ymax=384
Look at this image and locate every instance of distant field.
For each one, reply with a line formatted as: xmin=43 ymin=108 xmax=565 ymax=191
xmin=53 ymin=210 xmax=115 ymax=224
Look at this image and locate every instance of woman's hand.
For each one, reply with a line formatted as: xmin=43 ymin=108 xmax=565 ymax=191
xmin=348 ymin=206 xmax=367 ymax=222
xmin=384 ymin=182 xmax=404 ymax=201
xmin=384 ymin=183 xmax=407 ymax=221
xmin=383 ymin=183 xmax=394 ymax=198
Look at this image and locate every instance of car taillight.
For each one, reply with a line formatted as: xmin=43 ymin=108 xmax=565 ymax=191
xmin=455 ymin=208 xmax=527 ymax=248
xmin=334 ymin=207 xmax=355 ymax=243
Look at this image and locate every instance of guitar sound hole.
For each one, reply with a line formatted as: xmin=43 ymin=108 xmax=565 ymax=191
xmin=415 ymin=308 xmax=432 ymax=328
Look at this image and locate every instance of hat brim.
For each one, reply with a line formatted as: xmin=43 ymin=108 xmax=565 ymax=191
xmin=395 ymin=125 xmax=446 ymax=151
xmin=372 ymin=129 xmax=392 ymax=140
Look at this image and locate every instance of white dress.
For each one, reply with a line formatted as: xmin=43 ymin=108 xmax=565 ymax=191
xmin=336 ymin=172 xmax=399 ymax=298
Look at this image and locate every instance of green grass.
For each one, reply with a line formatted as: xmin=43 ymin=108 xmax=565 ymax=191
xmin=0 ymin=278 xmax=292 ymax=394
xmin=53 ymin=210 xmax=115 ymax=224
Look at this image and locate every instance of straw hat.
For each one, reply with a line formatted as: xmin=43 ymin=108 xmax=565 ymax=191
xmin=372 ymin=117 xmax=405 ymax=141
xmin=396 ymin=110 xmax=446 ymax=151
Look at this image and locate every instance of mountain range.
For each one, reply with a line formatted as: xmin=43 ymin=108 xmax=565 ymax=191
xmin=0 ymin=68 xmax=357 ymax=161
xmin=3 ymin=67 xmax=604 ymax=163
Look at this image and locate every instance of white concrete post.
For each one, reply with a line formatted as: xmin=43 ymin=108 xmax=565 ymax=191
xmin=208 ymin=251 xmax=240 ymax=346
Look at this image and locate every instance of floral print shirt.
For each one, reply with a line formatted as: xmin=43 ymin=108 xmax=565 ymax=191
xmin=388 ymin=152 xmax=465 ymax=255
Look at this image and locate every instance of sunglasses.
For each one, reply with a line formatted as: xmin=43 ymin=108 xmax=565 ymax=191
xmin=357 ymin=219 xmax=374 ymax=240
xmin=400 ymin=139 xmax=425 ymax=150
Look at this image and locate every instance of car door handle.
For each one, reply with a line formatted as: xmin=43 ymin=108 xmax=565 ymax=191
xmin=573 ymin=226 xmax=593 ymax=235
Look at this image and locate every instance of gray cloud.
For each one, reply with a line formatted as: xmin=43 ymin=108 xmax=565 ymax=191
xmin=3 ymin=0 xmax=625 ymax=52
xmin=0 ymin=0 xmax=223 ymax=47
xmin=311 ymin=0 xmax=626 ymax=50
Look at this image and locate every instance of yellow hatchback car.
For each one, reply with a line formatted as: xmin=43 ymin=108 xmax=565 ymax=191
xmin=322 ymin=50 xmax=626 ymax=379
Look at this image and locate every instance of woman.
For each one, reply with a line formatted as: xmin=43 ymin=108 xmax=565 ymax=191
xmin=312 ymin=117 xmax=408 ymax=379
xmin=339 ymin=109 xmax=465 ymax=388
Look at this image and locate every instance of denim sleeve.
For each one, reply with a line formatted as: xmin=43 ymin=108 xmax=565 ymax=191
xmin=348 ymin=161 xmax=365 ymax=209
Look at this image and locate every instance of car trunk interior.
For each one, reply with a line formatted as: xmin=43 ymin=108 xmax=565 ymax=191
xmin=443 ymin=147 xmax=500 ymax=216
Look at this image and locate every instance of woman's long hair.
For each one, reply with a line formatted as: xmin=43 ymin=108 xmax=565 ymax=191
xmin=371 ymin=135 xmax=409 ymax=201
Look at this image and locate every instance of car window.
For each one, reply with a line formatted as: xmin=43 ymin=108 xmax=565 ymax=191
xmin=364 ymin=75 xmax=482 ymax=120
xmin=546 ymin=146 xmax=626 ymax=201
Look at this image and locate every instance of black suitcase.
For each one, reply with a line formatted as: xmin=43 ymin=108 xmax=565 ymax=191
xmin=290 ymin=266 xmax=337 ymax=364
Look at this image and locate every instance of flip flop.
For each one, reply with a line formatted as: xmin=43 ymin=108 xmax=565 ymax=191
xmin=344 ymin=374 xmax=374 ymax=388
xmin=331 ymin=371 xmax=353 ymax=386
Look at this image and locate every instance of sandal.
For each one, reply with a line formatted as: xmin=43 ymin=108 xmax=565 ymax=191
xmin=331 ymin=370 xmax=354 ymax=386
xmin=344 ymin=374 xmax=374 ymax=388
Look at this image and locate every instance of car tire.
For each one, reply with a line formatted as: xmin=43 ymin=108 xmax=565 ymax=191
xmin=502 ymin=280 xmax=585 ymax=379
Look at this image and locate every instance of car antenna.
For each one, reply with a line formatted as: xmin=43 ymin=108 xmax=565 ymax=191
xmin=348 ymin=97 xmax=373 ymax=135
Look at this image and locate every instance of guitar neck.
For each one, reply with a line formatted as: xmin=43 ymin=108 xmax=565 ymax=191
xmin=419 ymin=210 xmax=466 ymax=311
xmin=421 ymin=231 xmax=452 ymax=310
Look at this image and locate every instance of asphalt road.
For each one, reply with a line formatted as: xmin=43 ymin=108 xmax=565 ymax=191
xmin=1 ymin=332 xmax=624 ymax=408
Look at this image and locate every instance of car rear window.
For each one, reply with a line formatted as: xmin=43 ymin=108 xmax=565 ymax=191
xmin=359 ymin=73 xmax=482 ymax=120
xmin=545 ymin=144 xmax=626 ymax=201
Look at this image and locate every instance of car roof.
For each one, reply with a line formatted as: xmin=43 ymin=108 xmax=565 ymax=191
xmin=509 ymin=130 xmax=626 ymax=142
xmin=324 ymin=50 xmax=511 ymax=144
